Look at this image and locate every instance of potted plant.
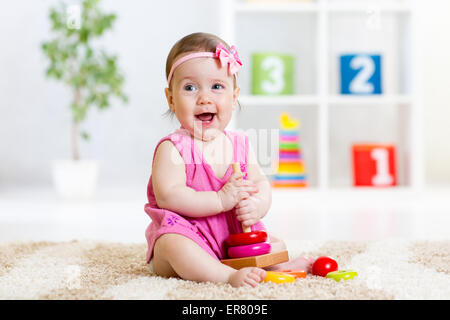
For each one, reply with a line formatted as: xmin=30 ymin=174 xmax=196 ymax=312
xmin=41 ymin=0 xmax=128 ymax=200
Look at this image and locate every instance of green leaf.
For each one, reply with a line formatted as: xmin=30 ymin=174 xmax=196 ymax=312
xmin=81 ymin=131 xmax=90 ymax=141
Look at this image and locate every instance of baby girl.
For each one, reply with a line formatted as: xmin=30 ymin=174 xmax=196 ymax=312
xmin=144 ymin=32 xmax=314 ymax=287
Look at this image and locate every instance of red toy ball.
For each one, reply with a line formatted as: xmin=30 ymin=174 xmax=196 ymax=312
xmin=312 ymin=256 xmax=338 ymax=277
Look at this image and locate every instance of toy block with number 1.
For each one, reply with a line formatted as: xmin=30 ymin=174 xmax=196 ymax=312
xmin=352 ymin=144 xmax=397 ymax=187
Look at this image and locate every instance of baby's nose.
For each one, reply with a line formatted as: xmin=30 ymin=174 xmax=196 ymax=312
xmin=197 ymin=91 xmax=213 ymax=105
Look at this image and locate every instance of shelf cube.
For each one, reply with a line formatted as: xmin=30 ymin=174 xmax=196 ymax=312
xmin=251 ymin=53 xmax=294 ymax=95
xmin=352 ymin=144 xmax=397 ymax=187
xmin=340 ymin=54 xmax=382 ymax=95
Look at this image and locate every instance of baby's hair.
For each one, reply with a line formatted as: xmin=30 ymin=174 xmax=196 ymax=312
xmin=163 ymin=32 xmax=241 ymax=118
xmin=166 ymin=32 xmax=237 ymax=88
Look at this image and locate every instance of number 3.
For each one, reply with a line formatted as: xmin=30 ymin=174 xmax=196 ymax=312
xmin=261 ymin=56 xmax=285 ymax=94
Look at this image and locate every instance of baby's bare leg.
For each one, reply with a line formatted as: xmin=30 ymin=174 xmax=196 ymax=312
xmin=153 ymin=233 xmax=265 ymax=287
xmin=153 ymin=233 xmax=232 ymax=281
xmin=267 ymin=232 xmax=287 ymax=252
xmin=265 ymin=232 xmax=315 ymax=273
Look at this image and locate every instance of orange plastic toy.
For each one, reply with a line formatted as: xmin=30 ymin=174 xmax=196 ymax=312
xmin=277 ymin=269 xmax=306 ymax=278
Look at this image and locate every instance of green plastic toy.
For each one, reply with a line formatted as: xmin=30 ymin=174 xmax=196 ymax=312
xmin=326 ymin=270 xmax=358 ymax=282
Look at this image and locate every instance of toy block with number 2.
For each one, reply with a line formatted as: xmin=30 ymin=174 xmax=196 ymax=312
xmin=340 ymin=54 xmax=382 ymax=95
xmin=352 ymin=144 xmax=397 ymax=187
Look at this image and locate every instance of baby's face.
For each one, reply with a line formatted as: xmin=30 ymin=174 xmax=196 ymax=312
xmin=165 ymin=55 xmax=239 ymax=141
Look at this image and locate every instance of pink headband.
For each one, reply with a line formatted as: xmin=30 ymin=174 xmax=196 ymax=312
xmin=167 ymin=43 xmax=242 ymax=85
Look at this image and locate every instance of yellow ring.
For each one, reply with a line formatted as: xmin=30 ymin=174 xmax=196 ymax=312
xmin=264 ymin=271 xmax=295 ymax=284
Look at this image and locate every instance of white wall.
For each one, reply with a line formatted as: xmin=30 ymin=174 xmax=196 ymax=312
xmin=0 ymin=0 xmax=449 ymax=189
xmin=0 ymin=0 xmax=219 ymax=188
xmin=420 ymin=0 xmax=450 ymax=185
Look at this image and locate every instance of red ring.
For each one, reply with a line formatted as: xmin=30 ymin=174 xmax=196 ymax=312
xmin=226 ymin=230 xmax=268 ymax=247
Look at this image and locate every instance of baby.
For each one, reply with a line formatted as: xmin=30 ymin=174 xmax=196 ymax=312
xmin=144 ymin=32 xmax=314 ymax=287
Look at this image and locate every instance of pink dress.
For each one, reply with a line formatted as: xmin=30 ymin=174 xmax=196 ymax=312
xmin=144 ymin=128 xmax=266 ymax=263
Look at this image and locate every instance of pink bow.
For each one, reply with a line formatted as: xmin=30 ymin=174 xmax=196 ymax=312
xmin=215 ymin=43 xmax=242 ymax=76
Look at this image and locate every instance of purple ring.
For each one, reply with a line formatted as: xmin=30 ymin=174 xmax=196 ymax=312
xmin=227 ymin=242 xmax=271 ymax=259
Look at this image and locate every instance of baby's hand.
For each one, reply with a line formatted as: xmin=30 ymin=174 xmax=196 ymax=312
xmin=218 ymin=172 xmax=258 ymax=212
xmin=235 ymin=196 xmax=261 ymax=228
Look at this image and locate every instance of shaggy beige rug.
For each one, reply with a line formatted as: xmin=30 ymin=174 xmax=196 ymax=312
xmin=0 ymin=239 xmax=449 ymax=300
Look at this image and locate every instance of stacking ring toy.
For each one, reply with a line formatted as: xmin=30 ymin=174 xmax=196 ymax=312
xmin=277 ymin=269 xmax=306 ymax=278
xmin=227 ymin=242 xmax=271 ymax=259
xmin=326 ymin=270 xmax=358 ymax=282
xmin=264 ymin=271 xmax=295 ymax=284
xmin=226 ymin=230 xmax=268 ymax=247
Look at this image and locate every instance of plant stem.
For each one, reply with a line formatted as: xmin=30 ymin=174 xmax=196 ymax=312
xmin=72 ymin=88 xmax=81 ymax=161
xmin=72 ymin=121 xmax=80 ymax=161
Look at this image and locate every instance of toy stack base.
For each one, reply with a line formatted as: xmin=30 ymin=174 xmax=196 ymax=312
xmin=221 ymin=249 xmax=289 ymax=270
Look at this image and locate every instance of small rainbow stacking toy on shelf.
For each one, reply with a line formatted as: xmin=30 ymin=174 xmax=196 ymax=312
xmin=272 ymin=112 xmax=307 ymax=188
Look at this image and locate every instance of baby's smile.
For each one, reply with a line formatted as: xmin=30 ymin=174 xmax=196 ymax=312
xmin=195 ymin=112 xmax=216 ymax=126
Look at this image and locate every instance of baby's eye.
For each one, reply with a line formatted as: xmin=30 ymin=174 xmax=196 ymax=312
xmin=212 ymin=83 xmax=224 ymax=90
xmin=184 ymin=84 xmax=197 ymax=91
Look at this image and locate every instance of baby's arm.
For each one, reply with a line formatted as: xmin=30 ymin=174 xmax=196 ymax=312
xmin=235 ymin=142 xmax=272 ymax=227
xmin=152 ymin=140 xmax=258 ymax=218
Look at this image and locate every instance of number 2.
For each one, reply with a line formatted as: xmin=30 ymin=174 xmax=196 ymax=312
xmin=349 ymin=55 xmax=375 ymax=94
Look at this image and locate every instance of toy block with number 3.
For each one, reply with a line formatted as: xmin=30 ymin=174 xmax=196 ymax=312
xmin=251 ymin=53 xmax=294 ymax=95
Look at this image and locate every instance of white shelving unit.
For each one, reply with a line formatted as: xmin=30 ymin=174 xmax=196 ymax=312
xmin=220 ymin=0 xmax=423 ymax=191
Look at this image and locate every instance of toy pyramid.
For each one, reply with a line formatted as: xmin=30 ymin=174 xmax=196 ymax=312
xmin=272 ymin=112 xmax=307 ymax=188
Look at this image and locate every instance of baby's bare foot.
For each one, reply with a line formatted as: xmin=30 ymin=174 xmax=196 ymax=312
xmin=229 ymin=267 xmax=266 ymax=288
xmin=267 ymin=256 xmax=316 ymax=273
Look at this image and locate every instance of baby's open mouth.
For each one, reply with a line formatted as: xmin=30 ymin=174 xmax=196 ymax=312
xmin=195 ymin=112 xmax=216 ymax=122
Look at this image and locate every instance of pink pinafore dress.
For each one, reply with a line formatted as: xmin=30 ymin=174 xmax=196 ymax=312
xmin=144 ymin=128 xmax=266 ymax=263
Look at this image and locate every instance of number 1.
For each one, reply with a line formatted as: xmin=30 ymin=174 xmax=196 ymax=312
xmin=371 ymin=148 xmax=394 ymax=186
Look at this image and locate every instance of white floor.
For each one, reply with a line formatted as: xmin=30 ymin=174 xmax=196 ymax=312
xmin=1 ymin=186 xmax=449 ymax=244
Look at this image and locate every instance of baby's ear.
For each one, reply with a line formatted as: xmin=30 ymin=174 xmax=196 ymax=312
xmin=233 ymin=86 xmax=240 ymax=108
xmin=165 ymin=87 xmax=175 ymax=112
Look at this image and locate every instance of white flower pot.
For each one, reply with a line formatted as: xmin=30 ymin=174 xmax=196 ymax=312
xmin=52 ymin=159 xmax=99 ymax=200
